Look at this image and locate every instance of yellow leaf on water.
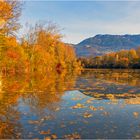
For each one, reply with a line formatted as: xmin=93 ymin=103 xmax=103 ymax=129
xmin=39 ymin=130 xmax=50 ymax=135
xmin=89 ymin=106 xmax=97 ymax=111
xmin=54 ymin=107 xmax=60 ymax=111
xmin=51 ymin=134 xmax=57 ymax=139
xmin=44 ymin=137 xmax=51 ymax=140
xmin=64 ymin=132 xmax=81 ymax=139
xmin=83 ymin=112 xmax=93 ymax=118
xmin=71 ymin=103 xmax=85 ymax=109
xmin=86 ymin=98 xmax=94 ymax=104
xmin=28 ymin=120 xmax=40 ymax=124
xmin=133 ymin=112 xmax=139 ymax=118
xmin=98 ymin=107 xmax=104 ymax=110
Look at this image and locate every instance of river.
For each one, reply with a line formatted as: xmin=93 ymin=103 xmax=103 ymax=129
xmin=0 ymin=69 xmax=140 ymax=139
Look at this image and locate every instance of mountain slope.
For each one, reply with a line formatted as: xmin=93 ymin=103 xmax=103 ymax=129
xmin=75 ymin=34 xmax=140 ymax=57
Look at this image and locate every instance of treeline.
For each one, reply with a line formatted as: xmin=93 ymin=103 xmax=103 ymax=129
xmin=79 ymin=48 xmax=140 ymax=69
xmin=0 ymin=0 xmax=81 ymax=75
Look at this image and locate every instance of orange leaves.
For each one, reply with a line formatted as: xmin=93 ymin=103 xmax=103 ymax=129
xmin=89 ymin=106 xmax=97 ymax=111
xmin=5 ymin=37 xmax=18 ymax=47
xmin=20 ymin=22 xmax=81 ymax=73
xmin=39 ymin=130 xmax=51 ymax=135
xmin=120 ymin=57 xmax=129 ymax=62
xmin=133 ymin=112 xmax=139 ymax=118
xmin=6 ymin=49 xmax=20 ymax=60
xmin=63 ymin=133 xmax=81 ymax=139
xmin=129 ymin=49 xmax=138 ymax=59
xmin=80 ymin=47 xmax=140 ymax=68
xmin=1 ymin=20 xmax=81 ymax=75
xmin=83 ymin=112 xmax=93 ymax=118
xmin=0 ymin=35 xmax=29 ymax=74
xmin=0 ymin=0 xmax=21 ymax=35
xmin=71 ymin=103 xmax=85 ymax=109
xmin=8 ymin=81 xmax=21 ymax=92
xmin=0 ymin=1 xmax=12 ymax=21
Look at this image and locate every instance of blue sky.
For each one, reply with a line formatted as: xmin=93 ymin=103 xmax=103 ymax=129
xmin=20 ymin=1 xmax=140 ymax=44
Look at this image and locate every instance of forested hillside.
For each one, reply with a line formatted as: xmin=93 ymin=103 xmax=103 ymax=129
xmin=75 ymin=34 xmax=140 ymax=57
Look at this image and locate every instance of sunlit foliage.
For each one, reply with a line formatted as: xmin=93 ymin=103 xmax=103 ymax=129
xmin=20 ymin=22 xmax=81 ymax=73
xmin=0 ymin=0 xmax=22 ymax=36
xmin=79 ymin=48 xmax=140 ymax=69
xmin=0 ymin=1 xmax=81 ymax=76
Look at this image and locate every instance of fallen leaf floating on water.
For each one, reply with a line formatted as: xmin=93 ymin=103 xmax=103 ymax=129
xmin=83 ymin=112 xmax=93 ymax=118
xmin=51 ymin=134 xmax=57 ymax=139
xmin=71 ymin=103 xmax=85 ymax=109
xmin=83 ymin=91 xmax=91 ymax=95
xmin=64 ymin=132 xmax=81 ymax=139
xmin=98 ymin=106 xmax=104 ymax=111
xmin=89 ymin=106 xmax=97 ymax=111
xmin=135 ymin=134 xmax=140 ymax=139
xmin=54 ymin=107 xmax=60 ymax=111
xmin=86 ymin=98 xmax=94 ymax=104
xmin=39 ymin=130 xmax=51 ymax=135
xmin=44 ymin=137 xmax=51 ymax=140
xmin=28 ymin=120 xmax=40 ymax=124
xmin=41 ymin=115 xmax=54 ymax=121
xmin=106 ymin=94 xmax=115 ymax=99
xmin=133 ymin=112 xmax=139 ymax=118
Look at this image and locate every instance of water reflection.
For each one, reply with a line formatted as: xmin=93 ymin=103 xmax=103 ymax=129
xmin=81 ymin=69 xmax=140 ymax=86
xmin=0 ymin=69 xmax=140 ymax=138
xmin=78 ymin=69 xmax=140 ymax=104
xmin=0 ymin=71 xmax=78 ymax=138
xmin=0 ymin=91 xmax=22 ymax=138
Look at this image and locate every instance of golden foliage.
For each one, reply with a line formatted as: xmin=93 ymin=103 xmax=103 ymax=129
xmin=0 ymin=0 xmax=21 ymax=35
xmin=80 ymin=48 xmax=140 ymax=69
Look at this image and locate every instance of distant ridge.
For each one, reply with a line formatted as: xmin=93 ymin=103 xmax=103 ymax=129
xmin=75 ymin=34 xmax=140 ymax=57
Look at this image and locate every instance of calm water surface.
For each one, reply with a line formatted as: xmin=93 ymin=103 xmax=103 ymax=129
xmin=0 ymin=69 xmax=140 ymax=139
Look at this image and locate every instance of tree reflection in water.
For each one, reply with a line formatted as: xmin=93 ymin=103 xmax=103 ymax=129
xmin=0 ymin=70 xmax=79 ymax=138
xmin=0 ymin=69 xmax=140 ymax=138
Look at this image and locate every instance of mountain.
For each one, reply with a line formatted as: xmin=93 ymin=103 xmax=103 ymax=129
xmin=75 ymin=34 xmax=140 ymax=57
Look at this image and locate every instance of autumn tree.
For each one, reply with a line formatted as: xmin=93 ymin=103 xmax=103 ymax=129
xmin=0 ymin=0 xmax=22 ymax=36
xmin=20 ymin=22 xmax=81 ymax=73
xmin=0 ymin=0 xmax=23 ymax=75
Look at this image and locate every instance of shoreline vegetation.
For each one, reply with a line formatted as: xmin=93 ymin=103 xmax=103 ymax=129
xmin=79 ymin=48 xmax=140 ymax=69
